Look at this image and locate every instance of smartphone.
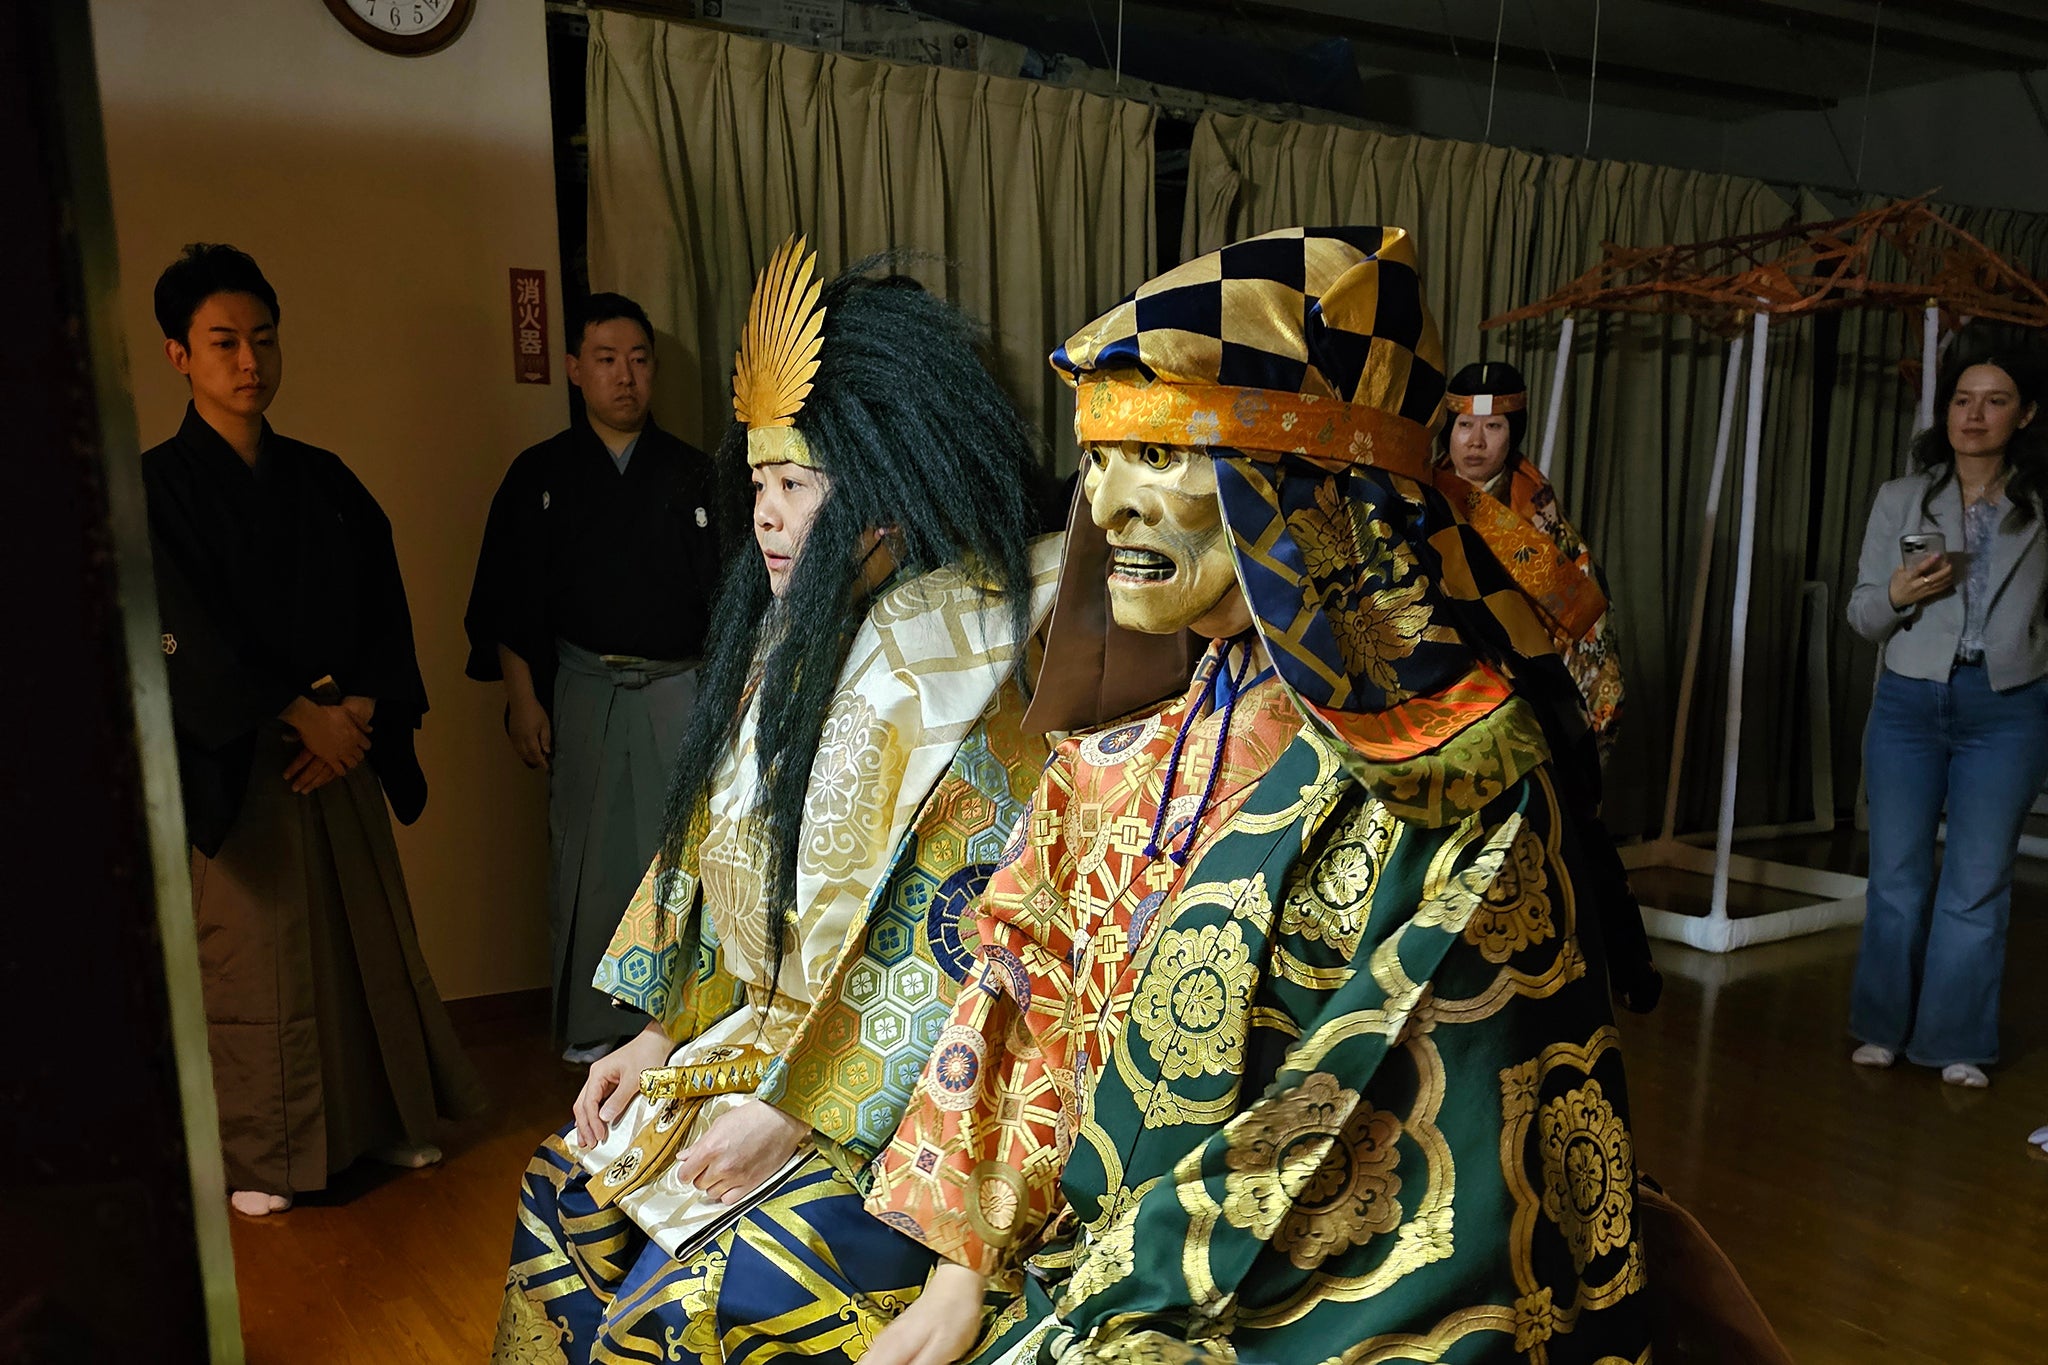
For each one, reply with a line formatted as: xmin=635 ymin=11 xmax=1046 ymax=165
xmin=1900 ymin=531 xmax=1946 ymax=565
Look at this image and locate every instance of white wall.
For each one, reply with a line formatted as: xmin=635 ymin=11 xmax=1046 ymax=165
xmin=92 ymin=0 xmax=563 ymax=999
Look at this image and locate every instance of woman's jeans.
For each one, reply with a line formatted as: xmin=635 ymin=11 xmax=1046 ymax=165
xmin=1852 ymin=665 xmax=2048 ymax=1066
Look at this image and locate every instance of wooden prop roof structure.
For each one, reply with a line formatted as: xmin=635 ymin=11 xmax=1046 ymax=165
xmin=1471 ymin=195 xmax=2048 ymax=954
xmin=1484 ymin=196 xmax=2048 ymax=335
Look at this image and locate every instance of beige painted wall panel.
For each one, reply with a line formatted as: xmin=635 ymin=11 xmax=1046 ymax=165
xmin=91 ymin=0 xmax=563 ymax=999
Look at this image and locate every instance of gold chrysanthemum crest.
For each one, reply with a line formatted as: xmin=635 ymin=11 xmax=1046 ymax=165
xmin=734 ymin=234 xmax=827 ymax=468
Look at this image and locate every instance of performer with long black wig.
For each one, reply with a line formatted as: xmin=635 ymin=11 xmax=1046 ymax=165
xmin=492 ymin=240 xmax=1063 ymax=1364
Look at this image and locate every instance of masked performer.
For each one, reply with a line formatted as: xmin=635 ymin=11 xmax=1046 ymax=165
xmin=492 ymin=242 xmax=1062 ymax=1364
xmin=864 ymin=226 xmax=1652 ymax=1365
xmin=1435 ymin=360 xmax=1659 ymax=1012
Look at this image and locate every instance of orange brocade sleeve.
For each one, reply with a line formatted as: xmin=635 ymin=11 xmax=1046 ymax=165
xmin=865 ymin=744 xmax=1086 ymax=1277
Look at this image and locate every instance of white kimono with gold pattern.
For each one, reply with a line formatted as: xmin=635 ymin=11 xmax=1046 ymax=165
xmin=495 ymin=538 xmax=1061 ymax=1364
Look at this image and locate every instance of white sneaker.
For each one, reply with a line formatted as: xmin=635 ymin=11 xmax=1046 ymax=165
xmin=2026 ymin=1124 xmax=2048 ymax=1150
xmin=1942 ymin=1063 xmax=1990 ymax=1088
xmin=1851 ymin=1044 xmax=1897 ymax=1068
xmin=563 ymin=1041 xmax=614 ymax=1065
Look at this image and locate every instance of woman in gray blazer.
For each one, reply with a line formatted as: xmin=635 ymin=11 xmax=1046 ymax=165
xmin=1847 ymin=354 xmax=2046 ymax=1088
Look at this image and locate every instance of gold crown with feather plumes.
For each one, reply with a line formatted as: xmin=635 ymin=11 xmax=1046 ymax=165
xmin=734 ymin=235 xmax=827 ymax=468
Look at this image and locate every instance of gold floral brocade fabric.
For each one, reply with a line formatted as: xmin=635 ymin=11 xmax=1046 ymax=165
xmin=869 ymin=644 xmax=1650 ymax=1363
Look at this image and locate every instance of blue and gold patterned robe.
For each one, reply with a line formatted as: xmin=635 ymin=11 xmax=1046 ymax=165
xmin=493 ymin=538 xmax=1062 ymax=1364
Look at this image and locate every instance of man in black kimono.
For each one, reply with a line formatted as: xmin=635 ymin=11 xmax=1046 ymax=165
xmin=142 ymin=243 xmax=485 ymax=1218
xmin=463 ymin=294 xmax=720 ymax=1062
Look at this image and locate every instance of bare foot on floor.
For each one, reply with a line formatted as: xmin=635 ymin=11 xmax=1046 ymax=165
xmin=372 ymin=1143 xmax=443 ymax=1169
xmin=231 ymin=1190 xmax=291 ymax=1216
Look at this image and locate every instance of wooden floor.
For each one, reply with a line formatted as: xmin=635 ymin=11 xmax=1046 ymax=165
xmin=229 ymin=846 xmax=2048 ymax=1363
xmin=227 ymin=991 xmax=580 ymax=1362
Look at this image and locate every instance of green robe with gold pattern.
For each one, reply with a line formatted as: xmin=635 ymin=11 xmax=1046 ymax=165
xmin=870 ymin=645 xmax=1650 ymax=1365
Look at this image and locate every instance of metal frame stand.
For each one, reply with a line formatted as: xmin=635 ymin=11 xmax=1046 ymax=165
xmin=1615 ymin=314 xmax=1867 ymax=951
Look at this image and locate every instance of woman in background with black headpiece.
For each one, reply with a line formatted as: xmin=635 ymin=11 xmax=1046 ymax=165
xmin=1440 ymin=361 xmax=1625 ymax=746
xmin=1435 ymin=359 xmax=1660 ymax=1012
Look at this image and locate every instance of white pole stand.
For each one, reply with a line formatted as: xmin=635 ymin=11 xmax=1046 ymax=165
xmin=1706 ymin=311 xmax=1774 ymax=939
xmin=1624 ymin=311 xmax=1866 ymax=951
xmin=1657 ymin=333 xmax=1745 ymax=845
xmin=1538 ymin=314 xmax=1575 ymax=479
xmin=1916 ymin=302 xmax=1939 ymax=436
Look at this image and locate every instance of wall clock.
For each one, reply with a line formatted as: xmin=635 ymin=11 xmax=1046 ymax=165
xmin=322 ymin=0 xmax=475 ymax=56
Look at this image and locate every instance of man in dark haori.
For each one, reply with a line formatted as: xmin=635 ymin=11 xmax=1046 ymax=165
xmin=465 ymin=292 xmax=722 ymax=1062
xmin=142 ymin=242 xmax=484 ymax=1219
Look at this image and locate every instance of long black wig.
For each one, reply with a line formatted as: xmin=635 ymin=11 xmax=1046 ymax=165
xmin=655 ymin=265 xmax=1049 ymax=986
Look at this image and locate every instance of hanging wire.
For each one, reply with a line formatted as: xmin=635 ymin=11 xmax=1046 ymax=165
xmin=1853 ymin=1 xmax=1884 ymax=189
xmin=1582 ymin=0 xmax=1600 ymax=156
xmin=1522 ymin=0 xmax=1573 ymax=102
xmin=1115 ymin=0 xmax=1125 ymax=88
xmin=1483 ymin=0 xmax=1507 ymax=143
xmin=1080 ymin=0 xmax=1114 ymax=73
xmin=1819 ymin=113 xmax=1862 ymax=188
xmin=2019 ymin=69 xmax=2048 ymax=144
xmin=1434 ymin=0 xmax=1489 ymax=140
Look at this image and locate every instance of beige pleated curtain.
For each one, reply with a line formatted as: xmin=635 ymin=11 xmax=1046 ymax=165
xmin=1185 ymin=112 xmax=1814 ymax=836
xmin=582 ymin=18 xmax=2048 ymax=835
xmin=584 ymin=11 xmax=1155 ymax=470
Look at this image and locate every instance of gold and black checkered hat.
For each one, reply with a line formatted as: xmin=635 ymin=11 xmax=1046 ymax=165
xmin=1028 ymin=227 xmax=1591 ymax=808
xmin=1052 ymin=225 xmax=1447 ymax=475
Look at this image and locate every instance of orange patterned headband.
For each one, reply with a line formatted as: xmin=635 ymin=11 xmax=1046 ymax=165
xmin=1073 ymin=377 xmax=1435 ymax=481
xmin=1444 ymin=391 xmax=1527 ymax=416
